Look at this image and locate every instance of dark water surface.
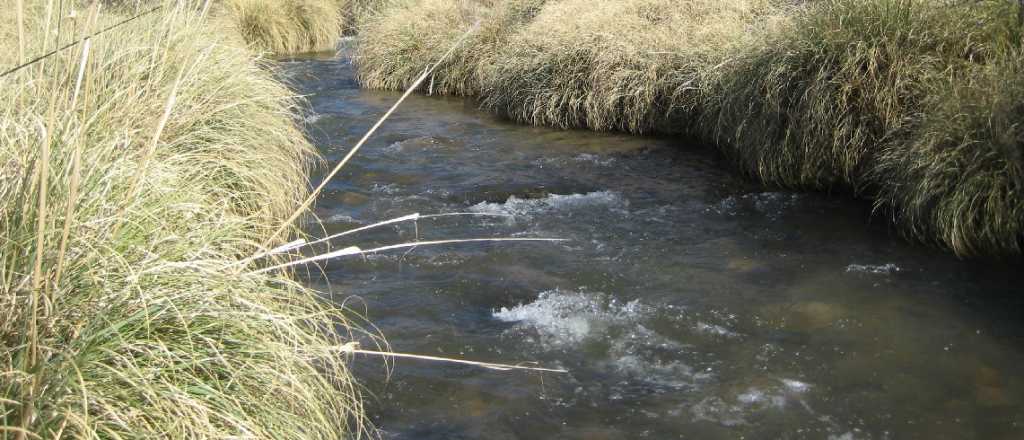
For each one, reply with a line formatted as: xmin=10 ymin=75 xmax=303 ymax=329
xmin=279 ymin=47 xmax=1024 ymax=440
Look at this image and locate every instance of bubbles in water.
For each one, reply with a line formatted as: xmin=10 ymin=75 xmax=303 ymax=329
xmin=469 ymin=191 xmax=627 ymax=218
xmin=690 ymin=396 xmax=749 ymax=426
xmin=493 ymin=289 xmax=648 ymax=348
xmin=380 ymin=142 xmax=405 ymax=155
xmin=695 ymin=322 xmax=741 ymax=339
xmin=494 ymin=289 xmax=702 ymax=393
xmin=325 ymin=213 xmax=362 ymax=224
xmin=371 ymin=183 xmax=401 ymax=195
xmin=737 ymin=388 xmax=787 ymax=408
xmin=708 ymin=192 xmax=802 ymax=220
xmin=690 ymin=378 xmax=813 ymax=427
xmin=530 ymin=153 xmax=616 ymax=167
xmin=845 ymin=263 xmax=901 ymax=274
xmin=782 ymin=379 xmax=812 ymax=394
xmin=573 ymin=153 xmax=616 ymax=166
xmin=303 ymin=112 xmax=322 ymax=124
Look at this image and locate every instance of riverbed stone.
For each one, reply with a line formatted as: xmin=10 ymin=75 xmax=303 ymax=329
xmin=338 ymin=191 xmax=369 ymax=206
xmin=976 ymin=385 xmax=1014 ymax=407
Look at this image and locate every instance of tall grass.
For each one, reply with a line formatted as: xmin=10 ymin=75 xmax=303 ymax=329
xmin=873 ymin=52 xmax=1024 ymax=255
xmin=356 ymin=0 xmax=549 ymax=96
xmin=707 ymin=0 xmax=1023 ymax=255
xmin=1 ymin=1 xmax=365 ymax=437
xmin=339 ymin=0 xmax=393 ymax=35
xmin=226 ymin=0 xmax=344 ymax=54
xmin=356 ymin=0 xmax=1024 ymax=257
xmin=356 ymin=0 xmax=786 ymax=131
xmin=707 ymin=0 xmax=1018 ymax=188
xmin=480 ymin=0 xmax=788 ymax=133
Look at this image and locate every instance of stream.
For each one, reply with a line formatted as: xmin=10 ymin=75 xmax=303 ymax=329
xmin=279 ymin=47 xmax=1024 ymax=440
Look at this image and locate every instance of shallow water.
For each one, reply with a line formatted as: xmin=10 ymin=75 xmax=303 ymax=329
xmin=280 ymin=47 xmax=1024 ymax=440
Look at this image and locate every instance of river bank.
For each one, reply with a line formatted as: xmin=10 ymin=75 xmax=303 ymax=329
xmin=1 ymin=1 xmax=363 ymax=437
xmin=353 ymin=0 xmax=1024 ymax=258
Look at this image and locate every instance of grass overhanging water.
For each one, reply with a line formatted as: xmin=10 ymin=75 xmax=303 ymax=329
xmin=353 ymin=0 xmax=1024 ymax=258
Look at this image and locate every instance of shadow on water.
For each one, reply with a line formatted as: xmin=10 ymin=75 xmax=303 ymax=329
xmin=278 ymin=46 xmax=1024 ymax=440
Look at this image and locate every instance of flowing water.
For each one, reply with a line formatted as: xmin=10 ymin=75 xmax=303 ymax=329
xmin=279 ymin=48 xmax=1024 ymax=439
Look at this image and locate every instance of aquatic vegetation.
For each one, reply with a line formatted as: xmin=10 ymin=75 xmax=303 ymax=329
xmin=1 ymin=1 xmax=364 ymax=437
xmin=226 ymin=0 xmax=344 ymax=54
xmin=355 ymin=0 xmax=1024 ymax=257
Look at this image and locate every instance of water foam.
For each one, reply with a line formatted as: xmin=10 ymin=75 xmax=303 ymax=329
xmin=469 ymin=191 xmax=626 ymax=218
xmin=303 ymin=113 xmax=322 ymax=124
xmin=708 ymin=192 xmax=802 ymax=220
xmin=495 ymin=290 xmax=699 ymax=391
xmin=493 ymin=289 xmax=647 ymax=347
xmin=371 ymin=183 xmax=401 ymax=195
xmin=696 ymin=322 xmax=741 ymax=338
xmin=845 ymin=263 xmax=901 ymax=274
xmin=691 ymin=378 xmax=813 ymax=426
xmin=573 ymin=153 xmax=616 ymax=166
xmin=326 ymin=213 xmax=362 ymax=224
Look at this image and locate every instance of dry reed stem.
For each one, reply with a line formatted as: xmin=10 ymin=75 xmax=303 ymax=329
xmin=54 ymin=39 xmax=90 ymax=289
xmin=253 ymin=237 xmax=567 ymax=274
xmin=260 ymin=22 xmax=481 ymax=254
xmin=338 ymin=342 xmax=568 ymax=373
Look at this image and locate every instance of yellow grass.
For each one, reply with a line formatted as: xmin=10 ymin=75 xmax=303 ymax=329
xmin=226 ymin=0 xmax=344 ymax=54
xmin=1 ymin=1 xmax=366 ymax=437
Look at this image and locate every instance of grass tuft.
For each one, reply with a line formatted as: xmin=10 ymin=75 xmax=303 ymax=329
xmin=873 ymin=52 xmax=1024 ymax=255
xmin=339 ymin=0 xmax=394 ymax=35
xmin=226 ymin=0 xmax=344 ymax=54
xmin=1 ymin=1 xmax=366 ymax=437
xmin=707 ymin=0 xmax=1023 ymax=255
xmin=480 ymin=0 xmax=787 ymax=134
xmin=356 ymin=0 xmax=548 ymax=96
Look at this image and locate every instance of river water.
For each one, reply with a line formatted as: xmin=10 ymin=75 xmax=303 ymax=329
xmin=279 ymin=48 xmax=1024 ymax=439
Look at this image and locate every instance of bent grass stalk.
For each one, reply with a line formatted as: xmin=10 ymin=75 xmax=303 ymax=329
xmin=258 ymin=22 xmax=481 ymax=256
xmin=53 ymin=38 xmax=89 ymax=289
xmin=252 ymin=237 xmax=568 ymax=274
xmin=337 ymin=342 xmax=568 ymax=373
xmin=237 ymin=211 xmax=515 ymax=265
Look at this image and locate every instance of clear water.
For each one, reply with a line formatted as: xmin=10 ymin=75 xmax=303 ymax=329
xmin=279 ymin=48 xmax=1024 ymax=440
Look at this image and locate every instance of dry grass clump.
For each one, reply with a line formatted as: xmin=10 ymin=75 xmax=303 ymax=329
xmin=1 ymin=1 xmax=364 ymax=437
xmin=356 ymin=0 xmax=785 ymax=132
xmin=481 ymin=0 xmax=788 ymax=134
xmin=873 ymin=54 xmax=1024 ymax=256
xmin=226 ymin=0 xmax=344 ymax=54
xmin=356 ymin=0 xmax=548 ymax=96
xmin=708 ymin=0 xmax=1019 ymax=189
xmin=339 ymin=0 xmax=393 ymax=35
xmin=708 ymin=0 xmax=1023 ymax=255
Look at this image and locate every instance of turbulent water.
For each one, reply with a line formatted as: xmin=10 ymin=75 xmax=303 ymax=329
xmin=280 ymin=48 xmax=1024 ymax=440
